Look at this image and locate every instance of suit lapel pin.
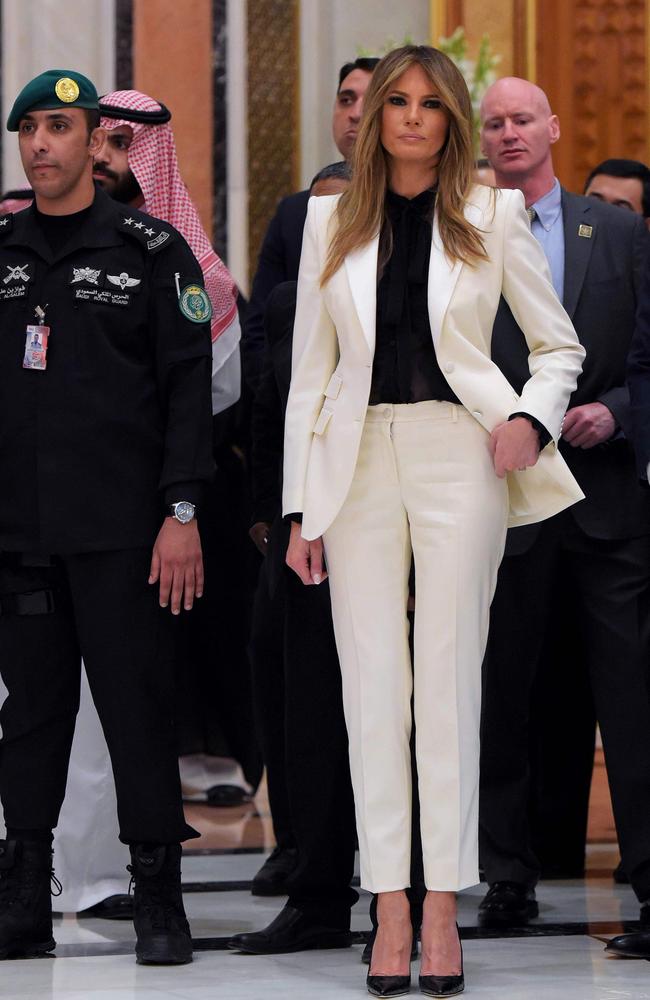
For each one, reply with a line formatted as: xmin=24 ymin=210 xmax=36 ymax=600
xmin=578 ymin=223 xmax=593 ymax=238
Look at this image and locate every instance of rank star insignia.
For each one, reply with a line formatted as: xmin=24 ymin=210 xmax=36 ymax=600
xmin=72 ymin=267 xmax=102 ymax=285
xmin=134 ymin=222 xmax=145 ymax=230
xmin=107 ymin=271 xmax=141 ymax=290
xmin=0 ymin=219 xmax=8 ymax=227
xmin=144 ymin=228 xmax=155 ymax=236
xmin=4 ymin=264 xmax=30 ymax=284
xmin=123 ymin=217 xmax=135 ymax=226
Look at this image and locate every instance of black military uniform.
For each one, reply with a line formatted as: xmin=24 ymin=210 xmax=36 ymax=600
xmin=0 ymin=184 xmax=213 ymax=836
xmin=0 ymin=186 xmax=214 ymax=962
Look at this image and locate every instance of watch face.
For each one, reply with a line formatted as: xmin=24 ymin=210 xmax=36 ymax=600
xmin=174 ymin=501 xmax=195 ymax=524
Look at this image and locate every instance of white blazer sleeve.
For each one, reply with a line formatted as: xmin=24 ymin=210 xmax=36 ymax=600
xmin=500 ymin=188 xmax=585 ymax=440
xmin=282 ymin=197 xmax=339 ymax=518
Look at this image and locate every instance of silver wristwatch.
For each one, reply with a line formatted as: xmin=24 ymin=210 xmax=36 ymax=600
xmin=168 ymin=501 xmax=196 ymax=524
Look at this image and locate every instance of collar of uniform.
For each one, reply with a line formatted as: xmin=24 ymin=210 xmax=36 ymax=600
xmin=530 ymin=177 xmax=562 ymax=233
xmin=4 ymin=185 xmax=127 ymax=261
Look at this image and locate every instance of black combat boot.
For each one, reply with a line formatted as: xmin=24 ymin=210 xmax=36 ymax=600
xmin=128 ymin=844 xmax=192 ymax=965
xmin=0 ymin=839 xmax=58 ymax=959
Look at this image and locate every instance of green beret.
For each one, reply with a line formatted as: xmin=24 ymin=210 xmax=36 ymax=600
xmin=7 ymin=70 xmax=99 ymax=131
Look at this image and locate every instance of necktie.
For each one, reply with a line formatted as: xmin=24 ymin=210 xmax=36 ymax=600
xmin=526 ymin=206 xmax=537 ymax=225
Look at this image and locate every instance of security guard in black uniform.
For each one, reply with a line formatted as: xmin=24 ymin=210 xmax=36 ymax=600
xmin=0 ymin=70 xmax=214 ymax=966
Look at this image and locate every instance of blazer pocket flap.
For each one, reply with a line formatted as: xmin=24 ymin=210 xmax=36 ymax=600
xmin=313 ymin=406 xmax=333 ymax=435
xmin=324 ymin=373 xmax=343 ymax=399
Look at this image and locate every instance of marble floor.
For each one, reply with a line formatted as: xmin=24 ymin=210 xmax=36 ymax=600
xmin=4 ymin=846 xmax=650 ymax=1000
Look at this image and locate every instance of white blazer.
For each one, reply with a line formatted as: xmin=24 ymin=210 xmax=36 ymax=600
xmin=283 ymin=185 xmax=586 ymax=541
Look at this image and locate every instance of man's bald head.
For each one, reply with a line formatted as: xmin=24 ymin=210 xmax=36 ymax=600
xmin=480 ymin=77 xmax=552 ymax=121
xmin=480 ymin=76 xmax=559 ymax=191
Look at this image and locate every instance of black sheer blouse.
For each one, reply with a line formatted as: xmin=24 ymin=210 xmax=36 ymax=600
xmin=369 ymin=187 xmax=460 ymax=406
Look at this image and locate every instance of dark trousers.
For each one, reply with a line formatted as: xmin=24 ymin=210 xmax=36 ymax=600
xmin=480 ymin=511 xmax=650 ymax=900
xmin=0 ymin=550 xmax=196 ymax=845
xmin=249 ymin=555 xmax=357 ymax=925
xmin=249 ymin=558 xmax=295 ymax=851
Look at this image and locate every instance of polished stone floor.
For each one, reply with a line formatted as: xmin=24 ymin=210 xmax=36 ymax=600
xmin=4 ymin=846 xmax=650 ymax=1000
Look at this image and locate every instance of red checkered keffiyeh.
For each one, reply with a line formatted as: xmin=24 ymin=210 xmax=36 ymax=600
xmin=100 ymin=90 xmax=237 ymax=343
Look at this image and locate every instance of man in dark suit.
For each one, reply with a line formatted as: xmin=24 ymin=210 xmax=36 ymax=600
xmin=242 ymin=57 xmax=378 ymax=902
xmin=229 ymin=165 xmax=359 ymax=954
xmin=478 ymin=77 xmax=650 ymax=927
xmin=241 ymin=56 xmax=378 ymax=391
xmin=605 ymin=215 xmax=650 ymax=960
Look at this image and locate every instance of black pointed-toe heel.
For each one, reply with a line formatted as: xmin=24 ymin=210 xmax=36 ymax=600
xmin=366 ymin=916 xmax=412 ymax=998
xmin=418 ymin=924 xmax=464 ymax=997
xmin=366 ymin=972 xmax=412 ymax=998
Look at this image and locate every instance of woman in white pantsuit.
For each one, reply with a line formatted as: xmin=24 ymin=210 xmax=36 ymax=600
xmin=283 ymin=46 xmax=584 ymax=998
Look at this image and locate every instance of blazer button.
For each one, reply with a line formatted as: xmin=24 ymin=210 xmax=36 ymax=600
xmin=472 ymin=409 xmax=483 ymax=418
xmin=444 ymin=362 xmax=454 ymax=374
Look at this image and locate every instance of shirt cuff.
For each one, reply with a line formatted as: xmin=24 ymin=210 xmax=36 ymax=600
xmin=283 ymin=512 xmax=303 ymax=524
xmin=509 ymin=411 xmax=552 ymax=449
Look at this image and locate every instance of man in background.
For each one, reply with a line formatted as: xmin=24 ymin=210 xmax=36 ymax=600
xmin=241 ymin=56 xmax=379 ymax=389
xmin=478 ymin=77 xmax=650 ymax=933
xmin=584 ymin=158 xmax=650 ymax=229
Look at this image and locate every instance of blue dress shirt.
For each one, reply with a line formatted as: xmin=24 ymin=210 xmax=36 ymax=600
xmin=529 ymin=178 xmax=564 ymax=302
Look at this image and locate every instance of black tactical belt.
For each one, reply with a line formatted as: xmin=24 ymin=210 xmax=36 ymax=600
xmin=0 ymin=589 xmax=55 ymax=616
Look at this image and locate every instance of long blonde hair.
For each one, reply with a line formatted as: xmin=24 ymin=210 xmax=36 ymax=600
xmin=321 ymin=45 xmax=487 ymax=286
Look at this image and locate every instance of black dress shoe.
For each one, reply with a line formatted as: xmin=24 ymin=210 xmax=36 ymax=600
xmin=205 ymin=784 xmax=252 ymax=807
xmin=605 ymin=904 xmax=650 ymax=958
xmin=605 ymin=930 xmax=650 ymax=958
xmin=78 ymin=894 xmax=134 ymax=920
xmin=251 ymin=847 xmax=298 ymax=896
xmin=478 ymin=881 xmax=538 ymax=928
xmin=419 ymin=924 xmax=464 ymax=997
xmin=227 ymin=904 xmax=352 ymax=954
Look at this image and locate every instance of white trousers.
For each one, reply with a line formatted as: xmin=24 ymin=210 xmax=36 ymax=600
xmin=323 ymin=401 xmax=508 ymax=892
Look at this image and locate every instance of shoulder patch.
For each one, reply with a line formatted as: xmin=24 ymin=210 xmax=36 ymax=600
xmin=179 ymin=284 xmax=212 ymax=324
xmin=0 ymin=214 xmax=14 ymax=237
xmin=119 ymin=215 xmax=176 ymax=254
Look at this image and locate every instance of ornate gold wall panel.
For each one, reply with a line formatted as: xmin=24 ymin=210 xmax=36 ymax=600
xmin=247 ymin=0 xmax=299 ymax=283
xmin=536 ymin=0 xmax=649 ymax=192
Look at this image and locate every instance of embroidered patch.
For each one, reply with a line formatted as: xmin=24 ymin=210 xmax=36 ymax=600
xmin=71 ymin=266 xmax=102 ymax=285
xmin=3 ymin=263 xmax=32 ymax=285
xmin=74 ymin=287 xmax=131 ymax=307
xmin=106 ymin=271 xmax=141 ymax=291
xmin=179 ymin=284 xmax=212 ymax=324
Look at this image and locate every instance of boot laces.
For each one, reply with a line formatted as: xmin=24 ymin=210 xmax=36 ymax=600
xmin=127 ymin=865 xmax=185 ymax=932
xmin=0 ymin=860 xmax=61 ymax=905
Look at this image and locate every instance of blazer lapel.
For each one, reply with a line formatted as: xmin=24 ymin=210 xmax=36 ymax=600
xmin=561 ymin=189 xmax=595 ymax=319
xmin=344 ymin=235 xmax=379 ymax=354
xmin=428 ymin=199 xmax=482 ymax=345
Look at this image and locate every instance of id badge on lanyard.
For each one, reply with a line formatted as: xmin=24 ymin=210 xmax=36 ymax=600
xmin=23 ymin=305 xmax=49 ymax=371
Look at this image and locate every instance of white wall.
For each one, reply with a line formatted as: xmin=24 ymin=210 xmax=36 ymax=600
xmin=299 ymin=0 xmax=430 ymax=187
xmin=2 ymin=0 xmax=115 ymax=191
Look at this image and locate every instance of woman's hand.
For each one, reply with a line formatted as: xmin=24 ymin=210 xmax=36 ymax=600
xmin=490 ymin=418 xmax=540 ymax=478
xmin=286 ymin=521 xmax=328 ymax=585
